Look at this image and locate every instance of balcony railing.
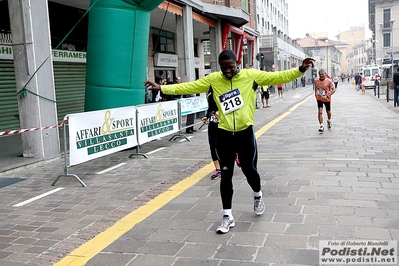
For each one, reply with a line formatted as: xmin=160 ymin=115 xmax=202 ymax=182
xmin=0 ymin=32 xmax=12 ymax=45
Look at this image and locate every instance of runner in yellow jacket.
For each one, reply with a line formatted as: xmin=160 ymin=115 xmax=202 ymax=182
xmin=144 ymin=50 xmax=314 ymax=234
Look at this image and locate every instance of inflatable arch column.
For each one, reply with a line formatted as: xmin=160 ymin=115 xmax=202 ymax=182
xmin=85 ymin=0 xmax=164 ymax=111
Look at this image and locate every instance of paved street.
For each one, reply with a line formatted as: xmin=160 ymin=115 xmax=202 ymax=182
xmin=1 ymin=81 xmax=399 ymax=266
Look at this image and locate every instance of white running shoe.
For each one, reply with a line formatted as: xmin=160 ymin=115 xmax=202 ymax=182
xmin=318 ymin=125 xmax=324 ymax=133
xmin=216 ymin=215 xmax=235 ymax=234
xmin=254 ymin=197 xmax=265 ymax=215
xmin=327 ymin=121 xmax=332 ymax=130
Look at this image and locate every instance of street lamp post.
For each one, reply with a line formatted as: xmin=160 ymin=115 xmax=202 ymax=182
xmin=379 ymin=23 xmax=384 ymax=67
xmin=390 ymin=19 xmax=395 ymax=79
xmin=370 ymin=39 xmax=377 ymax=65
xmin=371 ymin=39 xmax=374 ymax=65
xmin=390 ymin=19 xmax=396 ymax=106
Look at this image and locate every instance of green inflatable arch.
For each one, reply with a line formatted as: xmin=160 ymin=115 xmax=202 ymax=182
xmin=85 ymin=0 xmax=164 ymax=111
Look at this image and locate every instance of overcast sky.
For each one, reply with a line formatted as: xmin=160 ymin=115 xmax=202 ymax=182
xmin=286 ymin=0 xmax=370 ymax=40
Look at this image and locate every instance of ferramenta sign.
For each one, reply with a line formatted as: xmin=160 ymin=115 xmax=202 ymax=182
xmin=0 ymin=44 xmax=86 ymax=62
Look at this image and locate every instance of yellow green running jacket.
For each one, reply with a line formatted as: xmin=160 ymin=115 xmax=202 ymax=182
xmin=161 ymin=67 xmax=304 ymax=132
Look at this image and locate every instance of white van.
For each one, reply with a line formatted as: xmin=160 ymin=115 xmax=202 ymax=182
xmin=361 ymin=65 xmax=381 ymax=89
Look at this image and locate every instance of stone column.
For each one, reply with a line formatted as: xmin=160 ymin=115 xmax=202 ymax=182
xmin=176 ymin=5 xmax=195 ymax=81
xmin=197 ymin=40 xmax=205 ymax=78
xmin=8 ymin=0 xmax=59 ymax=159
xmin=209 ymin=22 xmax=222 ymax=72
xmin=273 ymin=26 xmax=279 ymax=71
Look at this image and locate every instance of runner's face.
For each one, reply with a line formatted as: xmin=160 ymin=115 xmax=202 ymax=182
xmin=319 ymin=72 xmax=326 ymax=81
xmin=220 ymin=59 xmax=237 ymax=79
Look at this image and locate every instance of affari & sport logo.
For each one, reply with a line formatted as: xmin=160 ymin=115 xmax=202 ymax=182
xmin=319 ymin=240 xmax=397 ymax=264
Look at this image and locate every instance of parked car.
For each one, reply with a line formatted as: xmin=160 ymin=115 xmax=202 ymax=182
xmin=361 ymin=65 xmax=381 ymax=89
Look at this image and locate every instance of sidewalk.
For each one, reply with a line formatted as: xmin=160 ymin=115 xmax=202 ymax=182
xmin=1 ymin=82 xmax=399 ymax=265
xmin=368 ymin=85 xmax=399 ymax=116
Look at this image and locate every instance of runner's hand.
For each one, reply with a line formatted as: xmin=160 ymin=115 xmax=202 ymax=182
xmin=143 ymin=80 xmax=161 ymax=90
xmin=299 ymin=58 xmax=315 ymax=72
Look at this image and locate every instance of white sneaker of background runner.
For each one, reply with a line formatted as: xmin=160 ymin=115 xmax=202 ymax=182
xmin=216 ymin=215 xmax=235 ymax=234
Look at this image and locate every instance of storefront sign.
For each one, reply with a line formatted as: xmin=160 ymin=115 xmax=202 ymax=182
xmin=0 ymin=44 xmax=87 ymax=62
xmin=0 ymin=45 xmax=13 ymax=60
xmin=52 ymin=50 xmax=86 ymax=62
xmin=154 ymin=53 xmax=178 ymax=67
xmin=194 ymin=57 xmax=202 ymax=68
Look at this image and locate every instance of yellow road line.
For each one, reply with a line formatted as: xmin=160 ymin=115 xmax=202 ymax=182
xmin=255 ymin=95 xmax=312 ymax=138
xmin=54 ymin=163 xmax=214 ymax=266
xmin=256 ymin=157 xmax=399 ymax=163
xmin=54 ymin=95 xmax=311 ymax=266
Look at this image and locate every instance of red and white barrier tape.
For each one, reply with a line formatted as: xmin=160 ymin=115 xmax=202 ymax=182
xmin=0 ymin=119 xmax=67 ymax=137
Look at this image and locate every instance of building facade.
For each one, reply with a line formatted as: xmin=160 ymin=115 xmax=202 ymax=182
xmin=256 ymin=0 xmax=307 ymax=84
xmin=0 ymin=0 xmax=260 ymax=160
xmin=335 ymin=26 xmax=366 ymax=75
xmin=295 ymin=34 xmax=344 ymax=78
xmin=369 ymin=0 xmax=399 ymax=78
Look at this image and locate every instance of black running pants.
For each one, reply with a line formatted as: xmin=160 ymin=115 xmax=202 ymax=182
xmin=216 ymin=126 xmax=262 ymax=209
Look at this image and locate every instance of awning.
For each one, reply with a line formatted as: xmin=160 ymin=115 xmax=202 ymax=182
xmin=381 ymin=64 xmax=392 ymax=69
xmin=158 ymin=1 xmax=183 ymax=16
xmin=192 ymin=13 xmax=216 ymax=27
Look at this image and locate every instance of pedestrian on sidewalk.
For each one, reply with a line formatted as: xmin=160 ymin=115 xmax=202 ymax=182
xmin=333 ymin=76 xmax=339 ymax=89
xmin=260 ymin=86 xmax=271 ymax=108
xmin=393 ymin=66 xmax=399 ymax=106
xmin=354 ymin=73 xmax=361 ymax=91
xmin=361 ymin=74 xmax=366 ymax=95
xmin=277 ymin=83 xmax=283 ymax=97
xmin=150 ymin=76 xmax=165 ymax=103
xmin=314 ymin=69 xmax=336 ymax=133
xmin=374 ymin=74 xmax=380 ymax=96
xmin=144 ymin=49 xmax=315 ymax=234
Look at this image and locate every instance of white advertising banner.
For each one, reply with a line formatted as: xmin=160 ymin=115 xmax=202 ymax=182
xmin=137 ymin=101 xmax=179 ymax=144
xmin=0 ymin=44 xmax=87 ymax=62
xmin=180 ymin=95 xmax=208 ymax=115
xmin=68 ymin=106 xmax=137 ymax=166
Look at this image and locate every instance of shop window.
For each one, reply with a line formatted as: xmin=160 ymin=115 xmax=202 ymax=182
xmin=193 ymin=38 xmax=199 ymax=57
xmin=383 ymin=9 xmax=391 ymax=29
xmin=152 ymin=28 xmax=175 ymax=54
xmin=49 ymin=2 xmax=88 ymax=52
xmin=383 ymin=33 xmax=391 ymax=48
xmin=241 ymin=0 xmax=249 ymax=12
xmin=203 ymin=41 xmax=211 ymax=55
